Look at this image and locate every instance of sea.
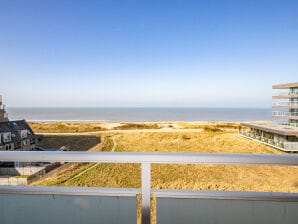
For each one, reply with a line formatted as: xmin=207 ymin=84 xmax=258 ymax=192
xmin=6 ymin=107 xmax=274 ymax=122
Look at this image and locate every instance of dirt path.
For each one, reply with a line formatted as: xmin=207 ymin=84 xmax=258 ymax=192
xmin=67 ymin=136 xmax=117 ymax=182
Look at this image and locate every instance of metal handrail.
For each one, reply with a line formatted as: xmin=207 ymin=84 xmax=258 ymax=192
xmin=273 ymin=92 xmax=298 ymax=96
xmin=1 ymin=151 xmax=298 ymax=165
xmin=1 ymin=151 xmax=298 ymax=224
xmin=272 ymin=102 xmax=298 ymax=106
xmin=272 ymin=111 xmax=298 ymax=117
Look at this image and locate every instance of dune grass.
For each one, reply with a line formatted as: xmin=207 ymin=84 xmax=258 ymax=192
xmin=33 ymin=127 xmax=298 ymax=192
xmin=29 ymin=122 xmax=106 ymax=133
xmin=175 ymin=121 xmax=240 ymax=129
xmin=32 ymin=122 xmax=298 ymax=224
xmin=112 ymin=123 xmax=160 ymax=130
xmin=29 ymin=121 xmax=162 ymax=133
xmin=111 ymin=129 xmax=280 ymax=154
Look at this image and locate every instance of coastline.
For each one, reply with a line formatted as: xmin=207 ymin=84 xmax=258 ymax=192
xmin=7 ymin=107 xmax=273 ymax=123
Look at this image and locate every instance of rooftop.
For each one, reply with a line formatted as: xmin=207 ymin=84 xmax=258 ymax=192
xmin=0 ymin=120 xmax=36 ymax=144
xmin=240 ymin=122 xmax=298 ymax=137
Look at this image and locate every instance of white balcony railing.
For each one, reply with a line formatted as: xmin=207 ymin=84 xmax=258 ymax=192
xmin=273 ymin=91 xmax=298 ymax=95
xmin=0 ymin=151 xmax=298 ymax=224
xmin=274 ymin=91 xmax=292 ymax=95
xmin=272 ymin=102 xmax=298 ymax=107
xmin=273 ymin=92 xmax=298 ymax=98
xmin=272 ymin=111 xmax=298 ymax=117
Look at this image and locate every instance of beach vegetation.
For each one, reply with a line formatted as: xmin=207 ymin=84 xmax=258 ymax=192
xmin=32 ymin=123 xmax=297 ymax=193
xmin=32 ymin=122 xmax=298 ymax=224
xmin=114 ymin=123 xmax=160 ymax=130
xmin=29 ymin=122 xmax=106 ymax=133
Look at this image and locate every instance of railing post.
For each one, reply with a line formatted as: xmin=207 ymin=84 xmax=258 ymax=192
xmin=141 ymin=163 xmax=151 ymax=224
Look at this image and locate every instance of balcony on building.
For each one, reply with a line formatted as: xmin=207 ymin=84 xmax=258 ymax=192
xmin=240 ymin=81 xmax=298 ymax=152
xmin=272 ymin=82 xmax=298 ymax=99
xmin=272 ymin=92 xmax=298 ymax=99
xmin=272 ymin=102 xmax=298 ymax=109
xmin=272 ymin=111 xmax=298 ymax=120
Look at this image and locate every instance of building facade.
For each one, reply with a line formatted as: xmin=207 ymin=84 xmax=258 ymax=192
xmin=0 ymin=95 xmax=36 ymax=151
xmin=272 ymin=82 xmax=298 ymax=126
xmin=0 ymin=96 xmax=9 ymax=122
xmin=239 ymin=82 xmax=298 ymax=152
xmin=0 ymin=120 xmax=36 ymax=151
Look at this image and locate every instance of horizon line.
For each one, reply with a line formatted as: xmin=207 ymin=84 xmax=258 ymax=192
xmin=6 ymin=106 xmax=272 ymax=109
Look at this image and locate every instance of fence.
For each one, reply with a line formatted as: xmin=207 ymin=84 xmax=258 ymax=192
xmin=0 ymin=151 xmax=298 ymax=224
xmin=272 ymin=111 xmax=298 ymax=117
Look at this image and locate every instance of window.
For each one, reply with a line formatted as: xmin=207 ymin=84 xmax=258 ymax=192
xmin=2 ymin=132 xmax=11 ymax=142
xmin=20 ymin=130 xmax=28 ymax=139
xmin=30 ymin=138 xmax=36 ymax=145
xmin=5 ymin=144 xmax=11 ymax=150
xmin=23 ymin=140 xmax=28 ymax=146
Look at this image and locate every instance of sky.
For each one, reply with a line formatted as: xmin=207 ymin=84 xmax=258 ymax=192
xmin=0 ymin=0 xmax=297 ymax=108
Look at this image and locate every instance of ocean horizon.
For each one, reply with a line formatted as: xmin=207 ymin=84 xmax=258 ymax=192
xmin=6 ymin=107 xmax=275 ymax=122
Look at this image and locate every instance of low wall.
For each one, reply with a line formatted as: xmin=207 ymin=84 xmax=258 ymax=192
xmin=155 ymin=190 xmax=298 ymax=224
xmin=0 ymin=186 xmax=138 ymax=224
xmin=0 ymin=163 xmax=60 ymax=186
xmin=0 ymin=166 xmax=45 ymax=176
xmin=0 ymin=177 xmax=28 ymax=185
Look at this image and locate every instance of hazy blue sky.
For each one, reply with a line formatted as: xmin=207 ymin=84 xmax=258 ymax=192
xmin=0 ymin=0 xmax=297 ymax=107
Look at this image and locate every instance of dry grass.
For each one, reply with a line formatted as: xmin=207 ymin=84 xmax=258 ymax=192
xmin=176 ymin=121 xmax=239 ymax=129
xmin=29 ymin=122 xmax=106 ymax=133
xmin=30 ymin=121 xmax=242 ymax=133
xmin=113 ymin=123 xmax=160 ymax=130
xmin=33 ymin=127 xmax=298 ymax=193
xmin=112 ymin=130 xmax=279 ymax=154
xmin=29 ymin=122 xmax=162 ymax=133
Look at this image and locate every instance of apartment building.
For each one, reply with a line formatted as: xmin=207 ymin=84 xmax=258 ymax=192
xmin=239 ymin=82 xmax=298 ymax=152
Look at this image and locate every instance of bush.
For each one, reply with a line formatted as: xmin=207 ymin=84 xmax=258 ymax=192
xmin=182 ymin=135 xmax=191 ymax=140
xmin=203 ymin=127 xmax=223 ymax=132
xmin=114 ymin=123 xmax=160 ymax=130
